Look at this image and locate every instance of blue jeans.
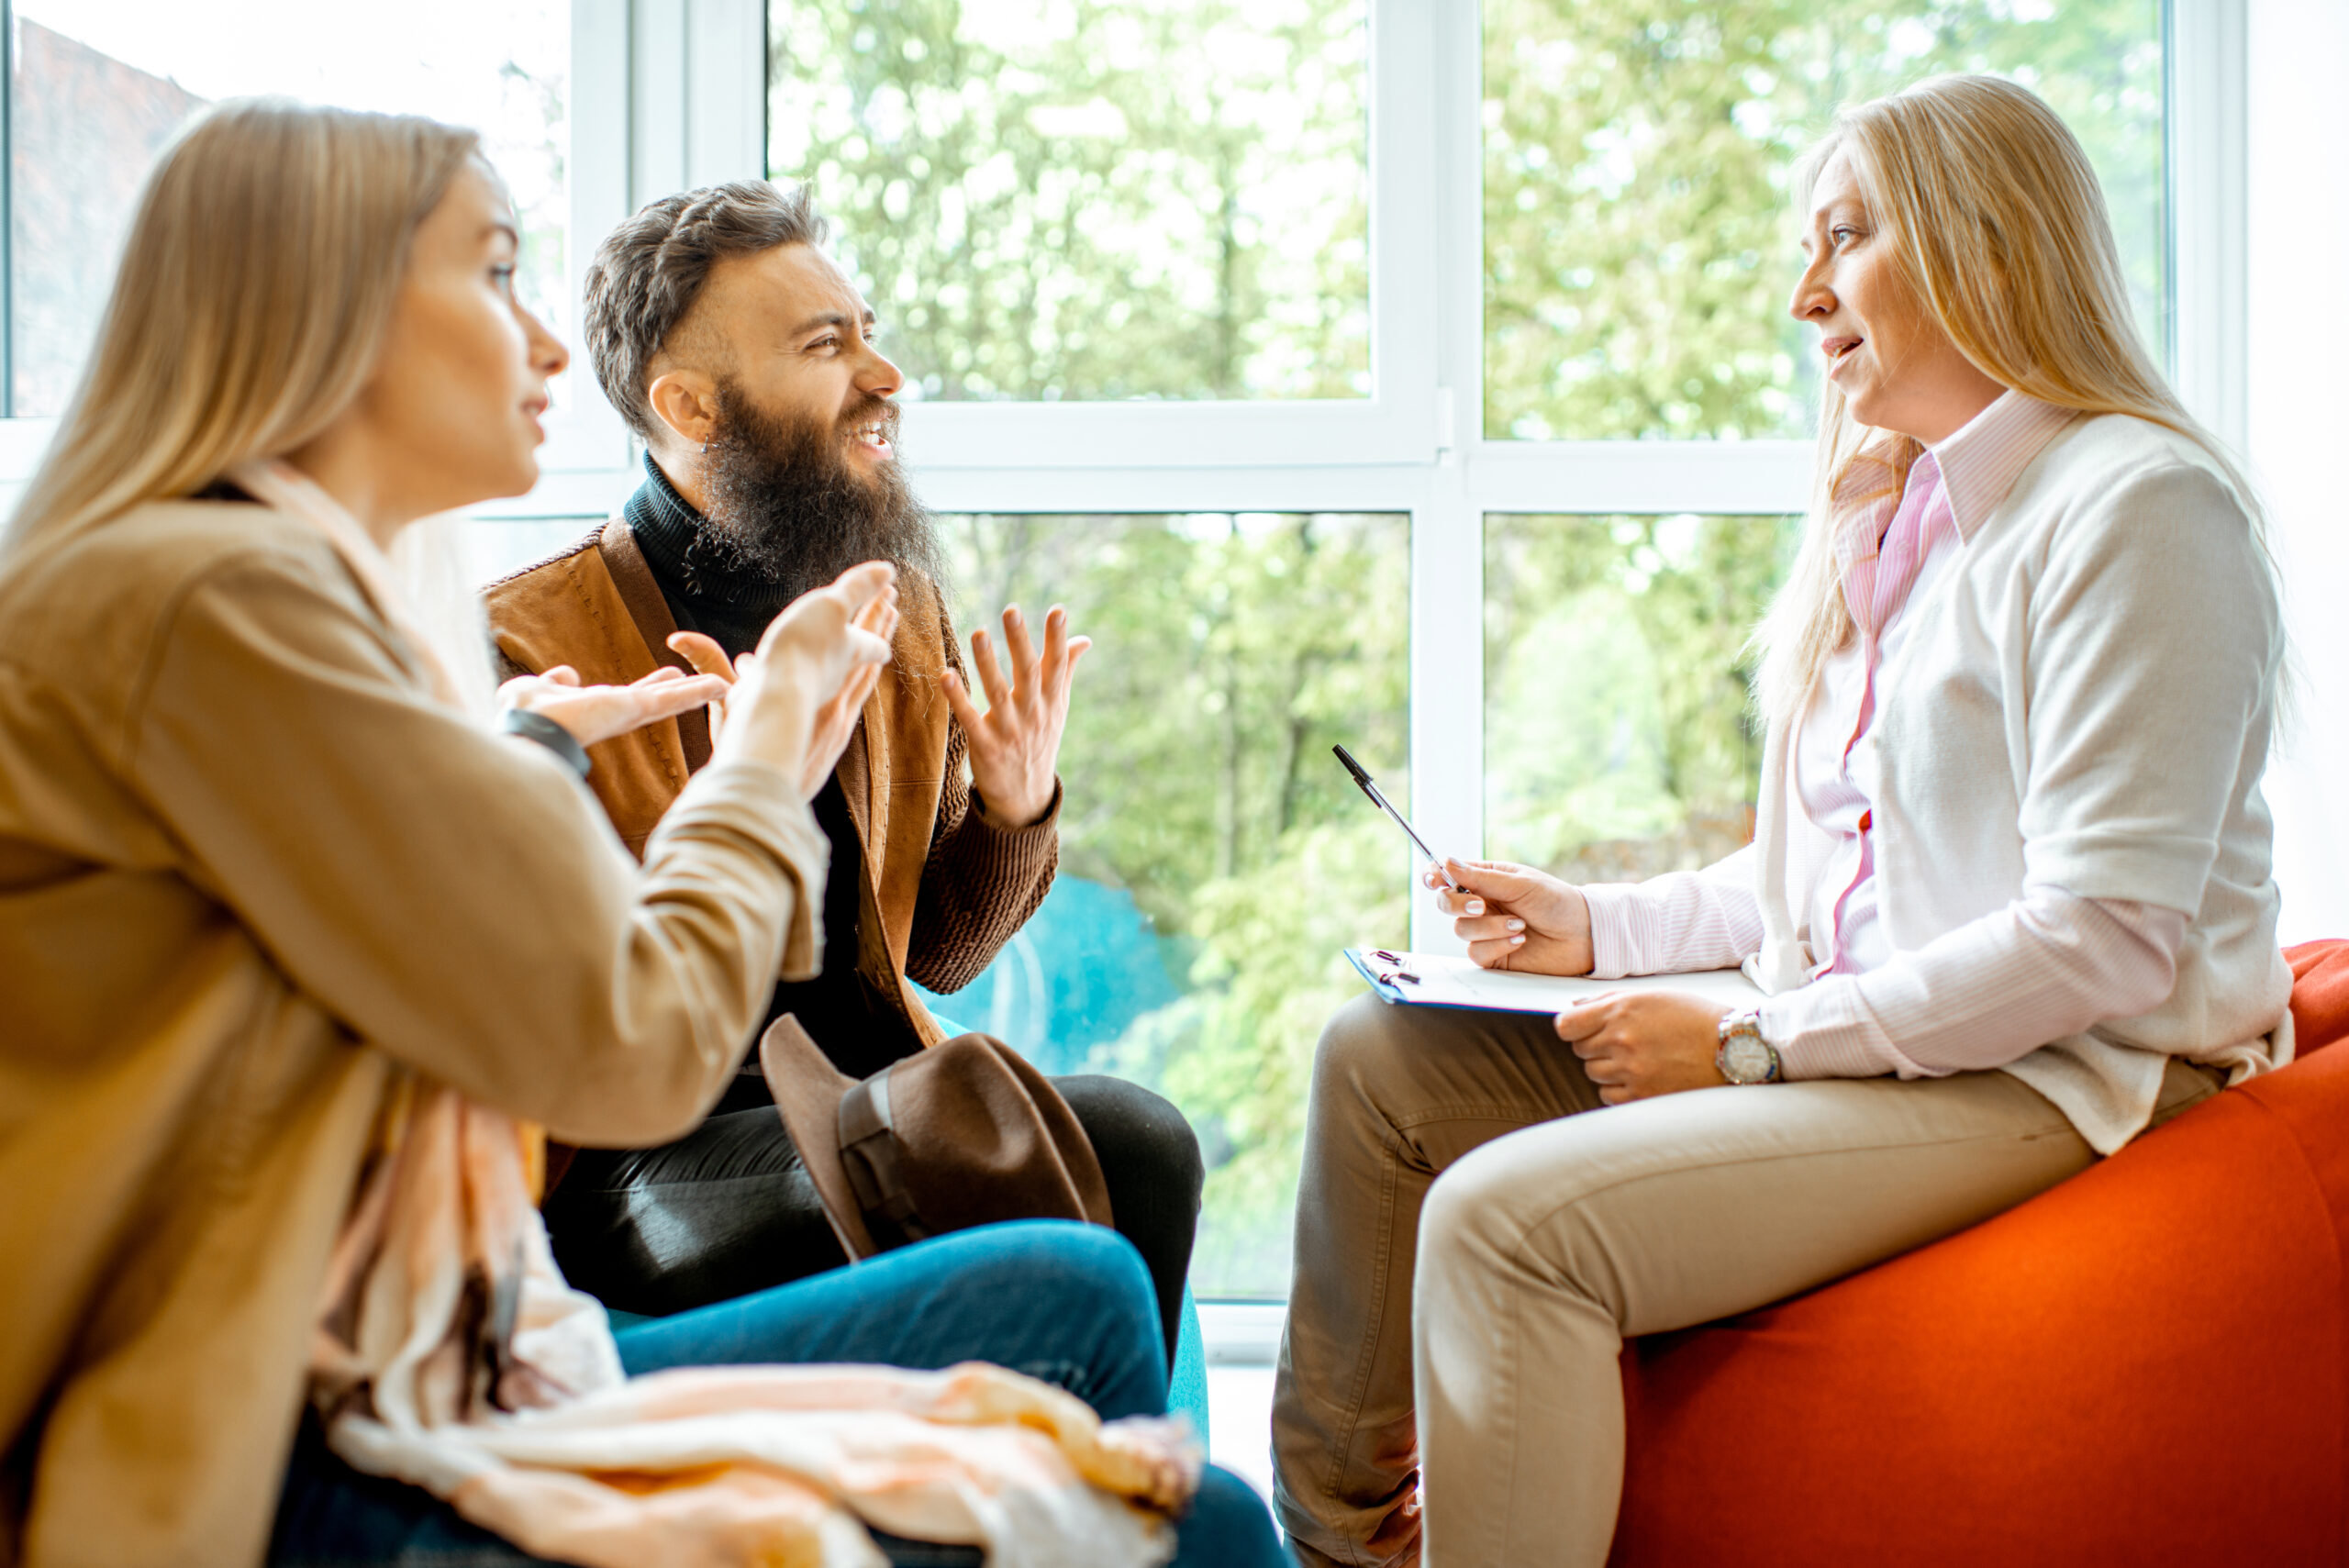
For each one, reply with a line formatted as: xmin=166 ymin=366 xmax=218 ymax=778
xmin=270 ymin=1220 xmax=1285 ymax=1568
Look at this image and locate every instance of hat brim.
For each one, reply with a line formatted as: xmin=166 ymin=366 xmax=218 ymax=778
xmin=759 ymin=1015 xmax=882 ymax=1261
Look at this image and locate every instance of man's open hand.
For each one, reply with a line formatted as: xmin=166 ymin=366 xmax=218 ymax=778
xmin=940 ymin=604 xmax=1089 ymax=828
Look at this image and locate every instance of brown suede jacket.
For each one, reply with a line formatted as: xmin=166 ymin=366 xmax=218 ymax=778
xmin=484 ymin=518 xmax=1060 ymax=1055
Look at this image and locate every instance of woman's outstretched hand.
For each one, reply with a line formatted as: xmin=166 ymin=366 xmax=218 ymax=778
xmin=1430 ymin=858 xmax=1596 ymax=975
xmin=497 ymin=663 xmax=730 ymax=750
xmin=669 ymin=576 xmax=900 ymax=798
xmin=711 ymin=562 xmax=898 ymax=789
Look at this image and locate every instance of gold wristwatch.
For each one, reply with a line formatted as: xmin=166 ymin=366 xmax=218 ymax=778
xmin=1715 ymin=1008 xmax=1782 ymax=1084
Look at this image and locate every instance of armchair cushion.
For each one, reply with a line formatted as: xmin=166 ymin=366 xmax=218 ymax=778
xmin=1609 ymin=940 xmax=2349 ymax=1565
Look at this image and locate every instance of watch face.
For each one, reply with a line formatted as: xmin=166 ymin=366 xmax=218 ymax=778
xmin=1724 ymin=1036 xmax=1774 ymax=1084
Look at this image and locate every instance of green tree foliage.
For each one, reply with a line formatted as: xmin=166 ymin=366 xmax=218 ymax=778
xmin=1485 ymin=0 xmax=2164 ymax=439
xmin=1486 ymin=513 xmax=1793 ymax=880
xmin=771 ymin=0 xmax=1369 ymax=400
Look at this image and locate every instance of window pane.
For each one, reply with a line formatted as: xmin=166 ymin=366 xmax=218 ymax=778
xmin=768 ymin=0 xmax=1370 ymax=404
xmin=1483 ymin=0 xmax=2165 ymax=441
xmin=914 ymin=512 xmax=1408 ymax=1296
xmin=465 ymin=517 xmax=601 ymax=588
xmin=1485 ymin=513 xmax=1794 ymax=876
xmin=10 ymin=1 xmax=570 ymax=417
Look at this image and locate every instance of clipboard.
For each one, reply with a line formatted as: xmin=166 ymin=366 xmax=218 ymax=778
xmin=1345 ymin=948 xmax=1761 ymax=1015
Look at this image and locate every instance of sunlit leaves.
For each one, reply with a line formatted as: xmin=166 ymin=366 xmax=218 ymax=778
xmin=1484 ymin=0 xmax=2165 ymax=440
xmin=770 ymin=0 xmax=1370 ymax=402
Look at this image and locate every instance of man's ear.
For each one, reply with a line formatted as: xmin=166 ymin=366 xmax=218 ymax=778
xmin=645 ymin=367 xmax=721 ymax=450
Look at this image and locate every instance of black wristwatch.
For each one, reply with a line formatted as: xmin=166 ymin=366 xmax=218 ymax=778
xmin=1716 ymin=1008 xmax=1782 ymax=1084
xmin=499 ymin=706 xmax=593 ymax=781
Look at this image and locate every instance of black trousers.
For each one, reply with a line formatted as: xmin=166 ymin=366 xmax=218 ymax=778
xmin=544 ymin=1072 xmax=1205 ymax=1361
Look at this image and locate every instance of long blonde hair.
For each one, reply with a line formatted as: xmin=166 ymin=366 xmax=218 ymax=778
xmin=5 ymin=99 xmax=501 ymax=710
xmin=1754 ymin=74 xmax=2277 ymax=724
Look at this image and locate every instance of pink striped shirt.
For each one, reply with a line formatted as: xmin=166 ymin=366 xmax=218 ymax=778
xmin=1802 ymin=447 xmax=1958 ymax=977
xmin=1581 ymin=392 xmax=2190 ymax=1081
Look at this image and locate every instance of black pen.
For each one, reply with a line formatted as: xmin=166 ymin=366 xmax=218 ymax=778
xmin=1333 ymin=744 xmax=1467 ymax=893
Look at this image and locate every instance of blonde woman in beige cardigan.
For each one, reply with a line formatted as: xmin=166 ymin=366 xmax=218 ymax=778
xmin=0 ymin=102 xmax=1284 ymax=1568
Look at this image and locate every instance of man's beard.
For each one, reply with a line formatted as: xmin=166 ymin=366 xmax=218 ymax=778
xmin=695 ymin=382 xmax=944 ymax=606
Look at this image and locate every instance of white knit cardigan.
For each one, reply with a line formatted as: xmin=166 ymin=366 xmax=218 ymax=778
xmin=1743 ymin=413 xmax=2295 ymax=1154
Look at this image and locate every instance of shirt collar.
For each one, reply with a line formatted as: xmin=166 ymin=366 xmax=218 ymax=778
xmin=1929 ymin=390 xmax=2076 ymax=543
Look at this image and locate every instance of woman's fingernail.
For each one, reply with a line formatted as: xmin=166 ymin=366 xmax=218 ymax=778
xmin=1506 ymin=917 xmax=1525 ymax=932
xmin=1509 ymin=933 xmax=1526 ymax=945
xmin=1466 ymin=900 xmax=1485 ymax=916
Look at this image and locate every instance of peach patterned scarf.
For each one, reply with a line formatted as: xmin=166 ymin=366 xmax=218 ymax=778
xmin=231 ymin=459 xmax=1198 ymax=1568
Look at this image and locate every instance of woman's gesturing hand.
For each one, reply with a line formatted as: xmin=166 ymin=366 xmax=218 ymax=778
xmin=1553 ymin=993 xmax=1732 ymax=1106
xmin=711 ymin=562 xmax=898 ymax=787
xmin=497 ymin=663 xmax=730 ymax=750
xmin=940 ymin=604 xmax=1090 ymax=828
xmin=1431 ymin=858 xmax=1597 ymax=976
xmin=669 ymin=581 xmax=899 ymax=798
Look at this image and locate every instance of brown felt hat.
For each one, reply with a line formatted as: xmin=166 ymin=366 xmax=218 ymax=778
xmin=761 ymin=1015 xmax=1114 ymax=1260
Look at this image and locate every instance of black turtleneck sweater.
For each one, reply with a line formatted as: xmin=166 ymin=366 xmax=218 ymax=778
xmin=624 ymin=457 xmax=798 ymax=662
xmin=626 ymin=458 xmax=912 ymax=1084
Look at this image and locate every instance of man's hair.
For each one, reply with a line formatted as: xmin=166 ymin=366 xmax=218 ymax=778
xmin=583 ymin=179 xmax=828 ymax=440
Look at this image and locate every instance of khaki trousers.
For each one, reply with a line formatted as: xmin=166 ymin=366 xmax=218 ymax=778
xmin=1270 ymin=994 xmax=2223 ymax=1568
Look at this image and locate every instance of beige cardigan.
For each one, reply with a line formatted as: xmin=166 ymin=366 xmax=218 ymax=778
xmin=0 ymin=496 xmax=827 ymax=1567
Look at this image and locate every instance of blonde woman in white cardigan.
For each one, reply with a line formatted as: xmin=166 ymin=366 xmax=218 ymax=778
xmin=1272 ymin=73 xmax=2292 ymax=1568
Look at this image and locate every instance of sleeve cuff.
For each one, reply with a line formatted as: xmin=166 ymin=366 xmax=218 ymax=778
xmin=1759 ymin=976 xmax=1904 ymax=1080
xmin=970 ymin=776 xmax=1063 ymax=837
xmin=1578 ymin=883 xmax=1647 ymax=980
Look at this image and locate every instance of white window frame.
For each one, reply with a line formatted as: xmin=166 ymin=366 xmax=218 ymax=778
xmin=0 ymin=0 xmax=2249 ymax=951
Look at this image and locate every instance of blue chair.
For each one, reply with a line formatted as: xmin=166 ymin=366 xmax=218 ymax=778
xmin=1169 ymin=1282 xmax=1210 ymax=1435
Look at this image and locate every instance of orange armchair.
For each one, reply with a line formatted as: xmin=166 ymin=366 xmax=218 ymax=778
xmin=1609 ymin=940 xmax=2349 ymax=1565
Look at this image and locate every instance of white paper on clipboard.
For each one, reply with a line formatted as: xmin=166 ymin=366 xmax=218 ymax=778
xmin=1345 ymin=948 xmax=1760 ymax=1014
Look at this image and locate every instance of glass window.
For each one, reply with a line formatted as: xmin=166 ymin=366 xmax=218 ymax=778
xmin=911 ymin=511 xmax=1408 ymax=1296
xmin=9 ymin=0 xmax=571 ymax=417
xmin=466 ymin=517 xmax=602 ymax=588
xmin=1485 ymin=512 xmax=1795 ymax=878
xmin=1483 ymin=0 xmax=2166 ymax=441
xmin=766 ymin=0 xmax=1371 ymax=404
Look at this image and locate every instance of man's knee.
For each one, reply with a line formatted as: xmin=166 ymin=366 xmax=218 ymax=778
xmin=1055 ymin=1074 xmax=1204 ymax=1201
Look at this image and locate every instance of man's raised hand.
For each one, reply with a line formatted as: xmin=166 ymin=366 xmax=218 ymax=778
xmin=940 ymin=604 xmax=1090 ymax=828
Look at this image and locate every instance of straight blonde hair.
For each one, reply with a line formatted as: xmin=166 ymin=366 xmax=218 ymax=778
xmin=5 ymin=98 xmax=501 ymax=711
xmin=1754 ymin=73 xmax=2277 ymax=725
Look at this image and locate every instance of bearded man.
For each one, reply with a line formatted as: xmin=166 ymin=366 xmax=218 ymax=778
xmin=485 ymin=181 xmax=1200 ymax=1358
